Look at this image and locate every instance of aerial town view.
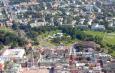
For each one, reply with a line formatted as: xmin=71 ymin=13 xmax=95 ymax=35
xmin=0 ymin=0 xmax=115 ymax=73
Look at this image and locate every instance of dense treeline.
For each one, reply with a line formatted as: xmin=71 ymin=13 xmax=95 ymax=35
xmin=18 ymin=25 xmax=58 ymax=39
xmin=58 ymin=25 xmax=103 ymax=44
xmin=0 ymin=30 xmax=27 ymax=49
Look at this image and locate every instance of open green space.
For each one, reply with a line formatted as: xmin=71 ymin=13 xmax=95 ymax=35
xmin=84 ymin=30 xmax=115 ymax=45
xmin=84 ymin=30 xmax=105 ymax=37
xmin=0 ymin=27 xmax=15 ymax=33
xmin=84 ymin=30 xmax=115 ymax=57
xmin=37 ymin=30 xmax=76 ymax=48
xmin=103 ymin=33 xmax=115 ymax=45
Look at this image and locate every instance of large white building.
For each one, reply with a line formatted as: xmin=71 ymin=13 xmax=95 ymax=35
xmin=1 ymin=49 xmax=25 ymax=61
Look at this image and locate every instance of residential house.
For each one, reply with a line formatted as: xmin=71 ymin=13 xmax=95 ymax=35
xmin=91 ymin=23 xmax=105 ymax=31
xmin=6 ymin=21 xmax=13 ymax=27
xmin=108 ymin=18 xmax=115 ymax=28
xmin=5 ymin=63 xmax=22 ymax=73
xmin=103 ymin=62 xmax=115 ymax=73
xmin=87 ymin=19 xmax=93 ymax=25
xmin=76 ymin=25 xmax=89 ymax=30
xmin=79 ymin=18 xmax=85 ymax=24
xmin=30 ymin=20 xmax=46 ymax=27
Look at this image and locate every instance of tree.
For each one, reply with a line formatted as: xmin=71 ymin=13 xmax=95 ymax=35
xmin=0 ymin=30 xmax=27 ymax=47
xmin=12 ymin=23 xmax=18 ymax=30
xmin=32 ymin=38 xmax=39 ymax=45
xmin=76 ymin=31 xmax=86 ymax=40
xmin=94 ymin=36 xmax=103 ymax=44
xmin=0 ymin=45 xmax=4 ymax=50
xmin=10 ymin=41 xmax=18 ymax=48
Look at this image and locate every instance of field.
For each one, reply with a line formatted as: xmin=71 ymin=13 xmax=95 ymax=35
xmin=84 ymin=30 xmax=105 ymax=37
xmin=37 ymin=30 xmax=62 ymax=48
xmin=37 ymin=30 xmax=76 ymax=48
xmin=0 ymin=27 xmax=15 ymax=33
xmin=103 ymin=33 xmax=115 ymax=45
xmin=84 ymin=30 xmax=115 ymax=45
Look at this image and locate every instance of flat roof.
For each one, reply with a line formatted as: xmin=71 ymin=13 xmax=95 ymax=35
xmin=22 ymin=68 xmax=49 ymax=73
xmin=2 ymin=49 xmax=25 ymax=59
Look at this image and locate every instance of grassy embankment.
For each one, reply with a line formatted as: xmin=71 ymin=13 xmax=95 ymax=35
xmin=84 ymin=30 xmax=115 ymax=57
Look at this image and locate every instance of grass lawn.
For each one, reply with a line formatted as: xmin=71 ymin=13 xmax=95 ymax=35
xmin=0 ymin=27 xmax=15 ymax=33
xmin=84 ymin=30 xmax=115 ymax=45
xmin=84 ymin=30 xmax=105 ymax=37
xmin=103 ymin=33 xmax=115 ymax=45
xmin=37 ymin=30 xmax=62 ymax=48
xmin=111 ymin=51 xmax=115 ymax=57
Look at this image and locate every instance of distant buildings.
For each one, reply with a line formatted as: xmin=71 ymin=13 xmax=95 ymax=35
xmin=91 ymin=23 xmax=105 ymax=31
xmin=30 ymin=20 xmax=46 ymax=27
xmin=0 ymin=0 xmax=114 ymax=31
xmin=0 ymin=0 xmax=114 ymax=73
xmin=76 ymin=25 xmax=89 ymax=30
xmin=36 ymin=41 xmax=113 ymax=73
xmin=108 ymin=18 xmax=115 ymax=28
